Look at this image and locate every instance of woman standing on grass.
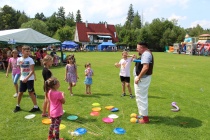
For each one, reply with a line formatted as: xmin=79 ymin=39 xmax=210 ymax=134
xmin=46 ymin=77 xmax=65 ymax=140
xmin=6 ymin=50 xmax=21 ymax=98
xmin=64 ymin=55 xmax=78 ymax=96
xmin=42 ymin=55 xmax=53 ymax=117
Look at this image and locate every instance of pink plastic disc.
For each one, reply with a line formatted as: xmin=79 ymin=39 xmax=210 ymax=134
xmin=90 ymin=111 xmax=100 ymax=116
xmin=102 ymin=117 xmax=114 ymax=123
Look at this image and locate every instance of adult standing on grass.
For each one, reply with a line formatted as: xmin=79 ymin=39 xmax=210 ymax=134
xmin=42 ymin=55 xmax=53 ymax=117
xmin=13 ymin=45 xmax=40 ymax=113
xmin=115 ymin=51 xmax=135 ymax=98
xmin=134 ymin=42 xmax=154 ymax=124
xmin=6 ymin=50 xmax=20 ymax=98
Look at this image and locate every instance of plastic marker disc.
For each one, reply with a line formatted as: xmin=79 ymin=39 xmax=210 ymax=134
xmin=92 ymin=107 xmax=101 ymax=112
xmin=90 ymin=111 xmax=100 ymax=116
xmin=92 ymin=103 xmax=100 ymax=107
xmin=59 ymin=124 xmax=66 ymax=130
xmin=67 ymin=115 xmax=78 ymax=121
xmin=42 ymin=118 xmax=51 ymax=124
xmin=102 ymin=117 xmax=114 ymax=123
xmin=75 ymin=128 xmax=87 ymax=135
xmin=24 ymin=114 xmax=35 ymax=119
xmin=105 ymin=106 xmax=114 ymax=110
xmin=133 ymin=59 xmax=141 ymax=63
xmin=108 ymin=114 xmax=119 ymax=119
xmin=113 ymin=128 xmax=126 ymax=134
xmin=111 ymin=108 xmax=119 ymax=112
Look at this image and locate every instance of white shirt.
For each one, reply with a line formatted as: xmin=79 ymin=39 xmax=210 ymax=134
xmin=119 ymin=57 xmax=132 ymax=77
xmin=17 ymin=56 xmax=35 ymax=80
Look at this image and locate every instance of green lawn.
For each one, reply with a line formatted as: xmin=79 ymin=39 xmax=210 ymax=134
xmin=0 ymin=52 xmax=210 ymax=140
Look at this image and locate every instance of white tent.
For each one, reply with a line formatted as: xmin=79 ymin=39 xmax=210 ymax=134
xmin=0 ymin=28 xmax=61 ymax=46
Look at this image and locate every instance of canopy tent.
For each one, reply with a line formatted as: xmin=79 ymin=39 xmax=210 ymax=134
xmin=62 ymin=41 xmax=78 ymax=49
xmin=98 ymin=42 xmax=116 ymax=51
xmin=0 ymin=28 xmax=61 ymax=46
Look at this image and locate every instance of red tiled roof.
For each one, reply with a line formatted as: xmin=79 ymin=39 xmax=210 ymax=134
xmin=76 ymin=22 xmax=118 ymax=43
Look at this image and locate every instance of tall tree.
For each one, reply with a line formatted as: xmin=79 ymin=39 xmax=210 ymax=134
xmin=66 ymin=12 xmax=75 ymax=27
xmin=17 ymin=11 xmax=29 ymax=27
xmin=35 ymin=12 xmax=46 ymax=21
xmin=75 ymin=10 xmax=82 ymax=22
xmin=54 ymin=26 xmax=74 ymax=42
xmin=57 ymin=6 xmax=66 ymax=27
xmin=132 ymin=11 xmax=141 ymax=29
xmin=0 ymin=5 xmax=17 ymax=29
xmin=46 ymin=12 xmax=61 ymax=37
xmin=126 ymin=4 xmax=134 ymax=24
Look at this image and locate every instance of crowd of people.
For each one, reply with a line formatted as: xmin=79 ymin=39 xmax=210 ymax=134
xmin=4 ymin=42 xmax=154 ymax=139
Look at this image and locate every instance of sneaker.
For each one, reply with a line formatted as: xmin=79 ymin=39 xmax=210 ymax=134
xmin=70 ymin=93 xmax=74 ymax=96
xmin=13 ymin=93 xmax=18 ymax=98
xmin=13 ymin=106 xmax=21 ymax=113
xmin=130 ymin=94 xmax=134 ymax=98
xmin=121 ymin=93 xmax=126 ymax=97
xmin=29 ymin=107 xmax=41 ymax=112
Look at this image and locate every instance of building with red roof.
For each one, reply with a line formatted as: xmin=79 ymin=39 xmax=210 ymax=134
xmin=74 ymin=22 xmax=118 ymax=47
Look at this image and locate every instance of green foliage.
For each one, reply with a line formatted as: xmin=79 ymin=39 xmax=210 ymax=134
xmin=66 ymin=12 xmax=75 ymax=27
xmin=0 ymin=5 xmax=18 ymax=29
xmin=54 ymin=26 xmax=74 ymax=42
xmin=76 ymin=10 xmax=82 ymax=23
xmin=21 ymin=19 xmax=49 ymax=36
xmin=57 ymin=6 xmax=66 ymax=27
xmin=126 ymin=4 xmax=134 ymax=24
xmin=132 ymin=11 xmax=141 ymax=29
xmin=35 ymin=12 xmax=46 ymax=21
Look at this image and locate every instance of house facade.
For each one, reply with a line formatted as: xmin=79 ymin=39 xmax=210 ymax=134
xmin=74 ymin=22 xmax=118 ymax=49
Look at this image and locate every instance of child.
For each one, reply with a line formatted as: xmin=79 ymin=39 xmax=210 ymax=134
xmin=64 ymin=55 xmax=78 ymax=96
xmin=84 ymin=63 xmax=94 ymax=94
xmin=6 ymin=50 xmax=21 ymax=97
xmin=0 ymin=50 xmax=6 ymax=70
xmin=115 ymin=51 xmax=135 ymax=98
xmin=13 ymin=45 xmax=40 ymax=113
xmin=42 ymin=55 xmax=53 ymax=117
xmin=46 ymin=77 xmax=65 ymax=140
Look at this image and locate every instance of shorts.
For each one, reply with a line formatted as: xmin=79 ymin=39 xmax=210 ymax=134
xmin=19 ymin=80 xmax=34 ymax=93
xmin=84 ymin=77 xmax=92 ymax=85
xmin=120 ymin=76 xmax=130 ymax=83
xmin=12 ymin=74 xmax=20 ymax=84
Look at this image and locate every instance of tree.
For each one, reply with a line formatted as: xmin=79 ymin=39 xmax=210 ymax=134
xmin=127 ymin=4 xmax=134 ymax=24
xmin=46 ymin=12 xmax=61 ymax=37
xmin=75 ymin=10 xmax=82 ymax=22
xmin=66 ymin=12 xmax=75 ymax=27
xmin=132 ymin=11 xmax=141 ymax=29
xmin=21 ymin=19 xmax=49 ymax=36
xmin=17 ymin=12 xmax=29 ymax=27
xmin=57 ymin=6 xmax=66 ymax=27
xmin=35 ymin=12 xmax=46 ymax=21
xmin=0 ymin=5 xmax=18 ymax=29
xmin=54 ymin=26 xmax=74 ymax=42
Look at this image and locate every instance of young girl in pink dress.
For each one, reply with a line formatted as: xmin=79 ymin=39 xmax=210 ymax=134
xmin=64 ymin=55 xmax=78 ymax=96
xmin=46 ymin=77 xmax=65 ymax=140
xmin=6 ymin=50 xmax=21 ymax=97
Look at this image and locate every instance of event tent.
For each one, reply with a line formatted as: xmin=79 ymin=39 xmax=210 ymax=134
xmin=0 ymin=28 xmax=61 ymax=46
xmin=62 ymin=41 xmax=78 ymax=49
xmin=98 ymin=42 xmax=116 ymax=51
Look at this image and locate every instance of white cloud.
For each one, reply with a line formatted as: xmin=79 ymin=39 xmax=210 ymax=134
xmin=190 ymin=20 xmax=210 ymax=29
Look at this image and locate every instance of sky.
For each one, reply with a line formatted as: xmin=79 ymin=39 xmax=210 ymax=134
xmin=1 ymin=0 xmax=210 ymax=29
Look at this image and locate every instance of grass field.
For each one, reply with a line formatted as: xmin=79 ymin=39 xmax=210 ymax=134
xmin=0 ymin=52 xmax=210 ymax=140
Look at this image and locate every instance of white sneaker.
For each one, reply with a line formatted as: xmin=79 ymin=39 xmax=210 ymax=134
xmin=13 ymin=93 xmax=18 ymax=98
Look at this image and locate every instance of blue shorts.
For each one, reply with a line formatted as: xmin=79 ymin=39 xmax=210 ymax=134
xmin=12 ymin=74 xmax=20 ymax=84
xmin=19 ymin=80 xmax=34 ymax=93
xmin=84 ymin=77 xmax=92 ymax=85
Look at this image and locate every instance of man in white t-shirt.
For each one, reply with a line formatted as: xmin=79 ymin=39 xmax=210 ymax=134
xmin=13 ymin=45 xmax=40 ymax=113
xmin=115 ymin=51 xmax=135 ymax=98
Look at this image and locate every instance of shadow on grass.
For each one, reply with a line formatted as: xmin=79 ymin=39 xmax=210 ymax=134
xmin=149 ymin=116 xmax=202 ymax=128
xmin=73 ymin=93 xmax=112 ymax=98
xmin=149 ymin=95 xmax=166 ymax=99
